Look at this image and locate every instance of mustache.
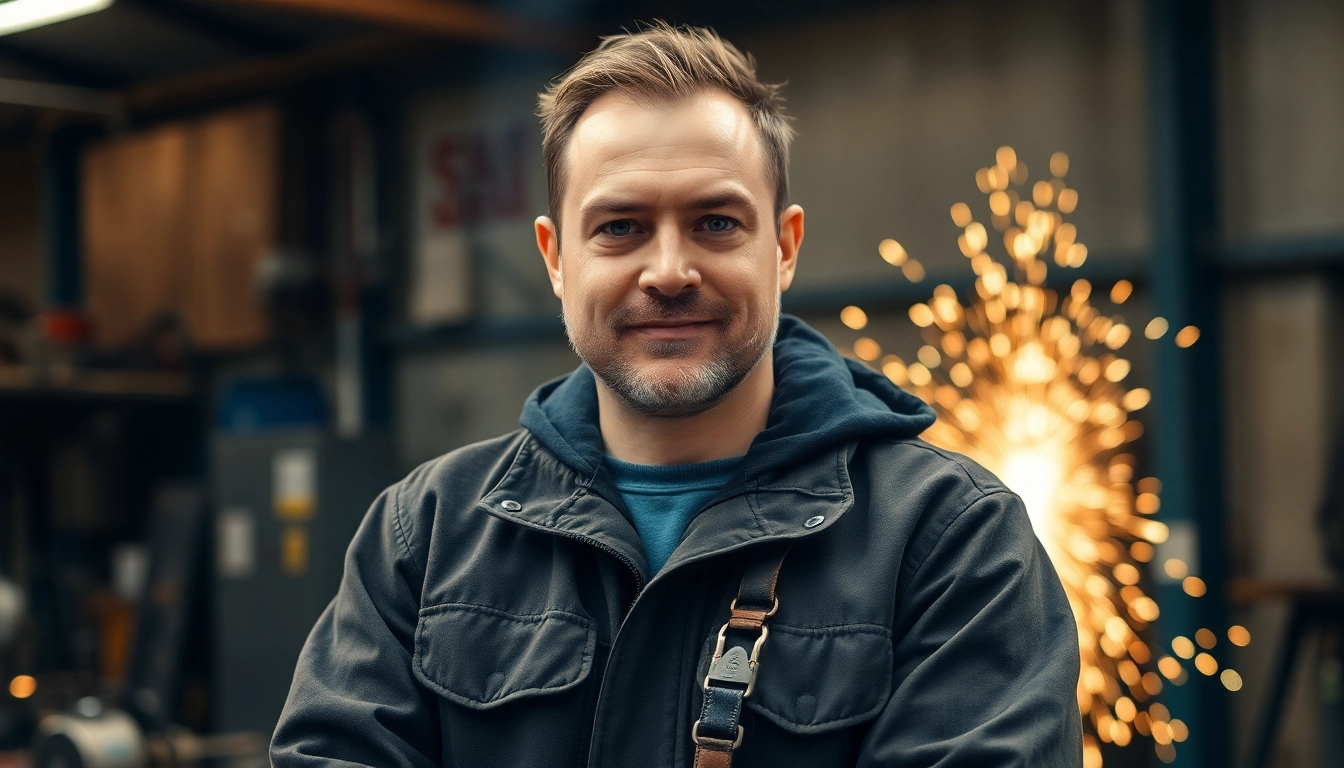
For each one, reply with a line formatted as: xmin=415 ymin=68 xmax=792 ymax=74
xmin=607 ymin=292 xmax=733 ymax=330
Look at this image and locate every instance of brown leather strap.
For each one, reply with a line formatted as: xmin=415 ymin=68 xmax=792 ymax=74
xmin=693 ymin=743 xmax=734 ymax=768
xmin=691 ymin=543 xmax=792 ymax=768
xmin=726 ymin=609 xmax=770 ymax=630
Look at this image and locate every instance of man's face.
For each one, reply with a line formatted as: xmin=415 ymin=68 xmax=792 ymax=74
xmin=536 ymin=89 xmax=802 ymax=418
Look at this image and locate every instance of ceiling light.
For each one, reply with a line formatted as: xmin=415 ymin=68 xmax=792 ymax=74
xmin=0 ymin=0 xmax=113 ymax=37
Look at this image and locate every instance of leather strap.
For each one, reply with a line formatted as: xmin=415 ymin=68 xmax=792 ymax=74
xmin=692 ymin=543 xmax=792 ymax=768
xmin=692 ymin=743 xmax=734 ymax=768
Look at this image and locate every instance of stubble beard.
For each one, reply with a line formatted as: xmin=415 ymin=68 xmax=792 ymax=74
xmin=565 ymin=291 xmax=779 ymax=418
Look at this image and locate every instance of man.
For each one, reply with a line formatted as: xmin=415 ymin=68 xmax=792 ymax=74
xmin=272 ymin=22 xmax=1082 ymax=767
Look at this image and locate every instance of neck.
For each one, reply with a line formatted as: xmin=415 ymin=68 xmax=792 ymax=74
xmin=597 ymin=353 xmax=774 ymax=466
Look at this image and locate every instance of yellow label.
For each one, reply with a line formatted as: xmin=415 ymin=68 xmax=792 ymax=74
xmin=274 ymin=495 xmax=315 ymax=521
xmin=273 ymin=449 xmax=316 ymax=521
xmin=281 ymin=526 xmax=308 ymax=576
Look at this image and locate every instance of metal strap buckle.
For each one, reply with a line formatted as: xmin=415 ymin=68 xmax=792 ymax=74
xmin=729 ymin=596 xmax=779 ymax=616
xmin=691 ymin=719 xmax=744 ymax=749
xmin=703 ymin=621 xmax=770 ymax=698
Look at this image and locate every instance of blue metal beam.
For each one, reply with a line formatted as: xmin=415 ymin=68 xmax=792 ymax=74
xmin=1147 ymin=0 xmax=1230 ymax=765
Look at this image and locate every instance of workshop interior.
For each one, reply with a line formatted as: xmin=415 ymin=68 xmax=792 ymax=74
xmin=0 ymin=0 xmax=1341 ymax=766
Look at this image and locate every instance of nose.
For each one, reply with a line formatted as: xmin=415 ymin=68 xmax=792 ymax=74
xmin=638 ymin=228 xmax=701 ymax=297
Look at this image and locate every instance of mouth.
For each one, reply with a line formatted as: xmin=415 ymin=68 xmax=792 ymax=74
xmin=625 ymin=319 xmax=717 ymax=340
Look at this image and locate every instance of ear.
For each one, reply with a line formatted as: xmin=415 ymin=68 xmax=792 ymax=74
xmin=536 ymin=216 xmax=563 ymax=300
xmin=776 ymin=204 xmax=804 ymax=292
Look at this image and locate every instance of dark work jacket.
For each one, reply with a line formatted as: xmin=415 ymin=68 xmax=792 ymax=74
xmin=271 ymin=316 xmax=1083 ymax=767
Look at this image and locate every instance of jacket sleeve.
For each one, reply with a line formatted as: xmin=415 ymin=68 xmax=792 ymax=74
xmin=858 ymin=490 xmax=1083 ymax=767
xmin=270 ymin=482 xmax=442 ymax=767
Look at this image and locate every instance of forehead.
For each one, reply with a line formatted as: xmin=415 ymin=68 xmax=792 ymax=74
xmin=562 ymin=89 xmax=771 ymax=215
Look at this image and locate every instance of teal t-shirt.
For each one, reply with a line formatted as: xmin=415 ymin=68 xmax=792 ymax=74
xmin=604 ymin=455 xmax=743 ymax=574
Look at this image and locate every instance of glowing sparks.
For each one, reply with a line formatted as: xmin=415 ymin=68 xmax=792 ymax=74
xmin=840 ymin=305 xmax=869 ymax=330
xmin=1182 ymin=576 xmax=1207 ymax=597
xmin=1194 ymin=653 xmax=1218 ymax=676
xmin=951 ymin=202 xmax=973 ymax=227
xmin=1051 ymin=152 xmax=1070 ymax=177
xmin=1110 ymin=280 xmax=1134 ymax=304
xmin=853 ymin=337 xmax=881 ymax=361
xmin=8 ymin=675 xmax=35 ymax=699
xmin=902 ymin=260 xmax=926 ymax=282
xmin=1172 ymin=636 xmax=1195 ymax=659
xmin=855 ymin=149 xmax=1245 ymax=766
xmin=1228 ymin=625 xmax=1251 ymax=646
xmin=878 ymin=238 xmax=907 ymax=266
xmin=1175 ymin=325 xmax=1201 ymax=348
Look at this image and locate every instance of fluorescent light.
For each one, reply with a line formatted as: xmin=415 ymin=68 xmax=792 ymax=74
xmin=0 ymin=0 xmax=114 ymax=37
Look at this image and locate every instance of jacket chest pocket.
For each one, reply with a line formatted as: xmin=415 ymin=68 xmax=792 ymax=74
xmin=413 ymin=602 xmax=600 ymax=765
xmin=697 ymin=622 xmax=893 ymax=765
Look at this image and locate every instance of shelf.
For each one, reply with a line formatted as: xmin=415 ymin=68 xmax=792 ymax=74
xmin=0 ymin=366 xmax=194 ymax=400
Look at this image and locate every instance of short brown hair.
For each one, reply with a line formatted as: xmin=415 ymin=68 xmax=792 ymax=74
xmin=537 ymin=21 xmax=793 ymax=226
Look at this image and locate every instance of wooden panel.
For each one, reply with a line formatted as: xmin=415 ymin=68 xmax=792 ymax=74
xmin=83 ymin=124 xmax=190 ymax=346
xmin=183 ymin=105 xmax=277 ymax=349
xmin=82 ymin=104 xmax=277 ymax=350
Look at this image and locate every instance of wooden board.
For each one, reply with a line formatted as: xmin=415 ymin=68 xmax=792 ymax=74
xmin=83 ymin=123 xmax=190 ymax=346
xmin=83 ymin=104 xmax=277 ymax=350
xmin=183 ymin=105 xmax=277 ymax=348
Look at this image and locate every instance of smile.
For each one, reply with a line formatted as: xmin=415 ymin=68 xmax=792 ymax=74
xmin=627 ymin=320 xmax=716 ymax=340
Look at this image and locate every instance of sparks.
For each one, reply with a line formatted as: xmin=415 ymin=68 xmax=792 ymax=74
xmin=859 ymin=148 xmax=1242 ymax=766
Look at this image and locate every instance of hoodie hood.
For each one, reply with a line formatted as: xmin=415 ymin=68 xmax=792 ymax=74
xmin=520 ymin=315 xmax=936 ymax=480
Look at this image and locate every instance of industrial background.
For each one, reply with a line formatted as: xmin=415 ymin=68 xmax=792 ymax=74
xmin=0 ymin=0 xmax=1340 ymax=766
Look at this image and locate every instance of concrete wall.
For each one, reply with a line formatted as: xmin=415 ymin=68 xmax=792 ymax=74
xmin=1220 ymin=0 xmax=1344 ymax=243
xmin=742 ymin=0 xmax=1150 ymax=286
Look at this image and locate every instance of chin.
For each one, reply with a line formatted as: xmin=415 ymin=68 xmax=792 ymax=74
xmin=629 ymin=358 xmax=713 ymax=388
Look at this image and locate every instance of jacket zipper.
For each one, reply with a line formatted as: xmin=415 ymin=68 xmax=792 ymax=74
xmin=552 ymin=527 xmax=644 ymax=616
xmin=554 ymin=530 xmax=644 ymax=768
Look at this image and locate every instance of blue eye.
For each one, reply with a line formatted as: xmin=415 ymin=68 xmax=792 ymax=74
xmin=602 ymin=220 xmax=636 ymax=237
xmin=705 ymin=216 xmax=736 ymax=233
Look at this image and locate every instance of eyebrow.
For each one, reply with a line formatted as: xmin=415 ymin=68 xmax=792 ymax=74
xmin=579 ymin=189 xmax=758 ymax=223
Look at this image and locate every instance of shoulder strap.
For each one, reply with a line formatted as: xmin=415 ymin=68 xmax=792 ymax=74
xmin=692 ymin=542 xmax=792 ymax=768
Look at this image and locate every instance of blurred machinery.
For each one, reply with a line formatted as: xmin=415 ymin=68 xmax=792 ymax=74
xmin=32 ymin=697 xmax=265 ymax=768
xmin=28 ymin=488 xmax=266 ymax=767
xmin=211 ymin=378 xmax=394 ymax=738
xmin=1245 ymin=434 xmax=1344 ymax=768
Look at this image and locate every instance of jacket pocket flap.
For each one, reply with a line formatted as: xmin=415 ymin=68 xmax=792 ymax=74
xmin=715 ymin=623 xmax=893 ymax=734
xmin=413 ymin=603 xmax=596 ymax=710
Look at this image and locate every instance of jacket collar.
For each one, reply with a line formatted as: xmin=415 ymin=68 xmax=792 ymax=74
xmin=479 ymin=433 xmax=856 ymax=581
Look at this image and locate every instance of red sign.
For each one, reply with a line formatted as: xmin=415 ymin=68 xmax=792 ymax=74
xmin=429 ymin=123 xmax=528 ymax=229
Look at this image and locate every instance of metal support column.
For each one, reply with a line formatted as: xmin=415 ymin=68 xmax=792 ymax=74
xmin=1147 ymin=0 xmax=1230 ymax=765
xmin=42 ymin=127 xmax=85 ymax=308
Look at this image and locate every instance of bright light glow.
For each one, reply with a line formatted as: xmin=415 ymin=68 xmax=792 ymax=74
xmin=1000 ymin=448 xmax=1062 ymax=550
xmin=0 ymin=0 xmax=112 ymax=36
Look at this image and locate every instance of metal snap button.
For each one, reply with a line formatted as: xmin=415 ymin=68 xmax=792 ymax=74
xmin=501 ymin=500 xmax=522 ymax=511
xmin=804 ymin=515 xmax=825 ymax=529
